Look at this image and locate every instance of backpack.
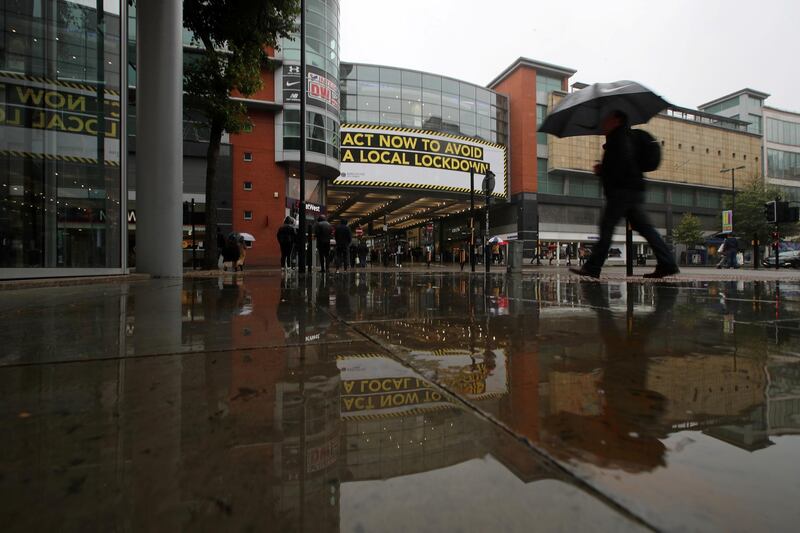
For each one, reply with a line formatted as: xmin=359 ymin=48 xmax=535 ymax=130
xmin=632 ymin=129 xmax=661 ymax=172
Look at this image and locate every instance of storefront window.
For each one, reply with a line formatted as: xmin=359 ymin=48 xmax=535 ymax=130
xmin=1 ymin=0 xmax=123 ymax=270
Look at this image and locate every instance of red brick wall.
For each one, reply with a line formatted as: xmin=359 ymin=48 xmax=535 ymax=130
xmin=231 ymin=110 xmax=285 ymax=267
xmin=493 ymin=67 xmax=539 ymax=195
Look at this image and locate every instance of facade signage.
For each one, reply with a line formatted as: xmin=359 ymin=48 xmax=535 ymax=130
xmin=282 ymin=64 xmax=340 ymax=112
xmin=336 ymin=125 xmax=507 ymax=197
xmin=722 ymin=210 xmax=733 ymax=233
xmin=286 ymin=198 xmax=326 ymax=214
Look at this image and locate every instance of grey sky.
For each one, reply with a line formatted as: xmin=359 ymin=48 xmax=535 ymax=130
xmin=340 ymin=0 xmax=799 ymax=112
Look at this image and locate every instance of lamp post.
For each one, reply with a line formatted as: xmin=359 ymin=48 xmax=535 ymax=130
xmin=720 ymin=165 xmax=745 ymax=232
xmin=298 ymin=0 xmax=308 ymax=273
xmin=482 ymin=170 xmax=496 ymax=275
xmin=470 ymin=169 xmax=475 ymax=272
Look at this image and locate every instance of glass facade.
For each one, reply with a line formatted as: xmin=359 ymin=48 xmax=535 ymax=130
xmin=767 ymin=149 xmax=800 ymax=181
xmin=537 ymin=104 xmax=547 ymax=145
xmin=537 ymin=158 xmax=563 ymax=195
xmin=340 ymin=63 xmax=508 ymax=144
xmin=704 ymin=96 xmax=739 ymax=115
xmin=1 ymin=0 xmax=123 ymax=270
xmin=568 ymin=175 xmax=601 ymax=198
xmin=281 ymin=0 xmax=340 ymax=158
xmin=767 ymin=117 xmax=800 ymax=147
xmin=536 ymin=74 xmax=562 ymax=102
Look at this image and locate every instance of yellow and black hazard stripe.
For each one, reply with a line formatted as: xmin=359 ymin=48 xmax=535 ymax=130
xmin=335 ymin=353 xmax=388 ymax=360
xmin=0 ymin=150 xmax=120 ymax=167
xmin=342 ymin=123 xmax=506 ymax=150
xmin=0 ymin=70 xmax=120 ymax=96
xmin=343 ymin=404 xmax=458 ymax=421
xmin=332 ymin=179 xmax=506 ymax=198
xmin=430 ymin=348 xmax=473 ymax=356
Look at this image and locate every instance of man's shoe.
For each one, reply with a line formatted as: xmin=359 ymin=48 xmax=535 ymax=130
xmin=643 ymin=266 xmax=680 ymax=279
xmin=569 ymin=267 xmax=600 ymax=279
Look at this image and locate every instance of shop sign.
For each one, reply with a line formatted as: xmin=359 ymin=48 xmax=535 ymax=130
xmin=282 ymin=64 xmax=340 ymax=112
xmin=722 ymin=210 xmax=733 ymax=233
xmin=286 ymin=197 xmax=326 ymax=215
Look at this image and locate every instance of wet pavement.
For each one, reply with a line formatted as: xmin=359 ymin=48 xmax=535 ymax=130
xmin=2 ymin=272 xmax=799 ymax=532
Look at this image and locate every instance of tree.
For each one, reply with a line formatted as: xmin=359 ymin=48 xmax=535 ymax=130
xmin=184 ymin=0 xmax=299 ymax=268
xmin=673 ymin=213 xmax=704 ymax=249
xmin=723 ymin=177 xmax=799 ymax=249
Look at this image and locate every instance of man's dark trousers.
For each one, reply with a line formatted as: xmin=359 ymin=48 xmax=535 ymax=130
xmin=584 ymin=190 xmax=675 ymax=275
xmin=317 ymin=242 xmax=331 ymax=272
xmin=336 ymin=244 xmax=349 ymax=271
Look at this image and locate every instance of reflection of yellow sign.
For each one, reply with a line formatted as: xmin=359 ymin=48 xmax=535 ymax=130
xmin=341 ymin=377 xmax=443 ymax=412
xmin=0 ymin=83 xmax=120 ymax=138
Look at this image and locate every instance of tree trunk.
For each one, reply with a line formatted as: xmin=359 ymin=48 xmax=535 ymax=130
xmin=202 ymin=119 xmax=224 ymax=269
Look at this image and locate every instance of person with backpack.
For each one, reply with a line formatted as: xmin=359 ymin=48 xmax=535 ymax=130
xmin=570 ymin=110 xmax=679 ymax=279
xmin=276 ymin=216 xmax=296 ymax=271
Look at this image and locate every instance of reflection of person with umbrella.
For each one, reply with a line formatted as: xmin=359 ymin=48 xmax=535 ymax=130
xmin=543 ymin=283 xmax=677 ymax=473
xmin=540 ymin=81 xmax=679 ymax=279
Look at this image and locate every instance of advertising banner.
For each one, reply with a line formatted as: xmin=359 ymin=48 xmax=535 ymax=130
xmin=722 ymin=210 xmax=733 ymax=233
xmin=335 ymin=124 xmax=507 ymax=197
xmin=282 ymin=64 xmax=340 ymax=113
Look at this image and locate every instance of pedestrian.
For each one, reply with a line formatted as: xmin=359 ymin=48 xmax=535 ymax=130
xmin=358 ymin=241 xmax=368 ymax=268
xmin=570 ymin=110 xmax=679 ymax=279
xmin=221 ymin=234 xmax=240 ymax=271
xmin=217 ymin=227 xmax=226 ymax=269
xmin=314 ymin=215 xmax=333 ymax=273
xmin=235 ymin=236 xmax=247 ymax=271
xmin=724 ymin=234 xmax=739 ymax=269
xmin=334 ymin=219 xmax=352 ymax=273
xmin=277 ymin=216 xmax=296 ymax=271
xmin=492 ymin=243 xmax=500 ymax=264
xmin=459 ymin=241 xmax=467 ymax=271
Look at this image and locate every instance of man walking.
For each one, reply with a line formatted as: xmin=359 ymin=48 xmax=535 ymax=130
xmin=571 ymin=110 xmax=679 ymax=279
xmin=334 ymin=219 xmax=352 ymax=273
xmin=276 ymin=216 xmax=296 ymax=271
xmin=314 ymin=215 xmax=333 ymax=273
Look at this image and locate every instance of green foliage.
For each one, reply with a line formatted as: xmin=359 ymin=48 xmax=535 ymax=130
xmin=183 ymin=0 xmax=299 ymax=132
xmin=723 ymin=177 xmax=800 ymax=247
xmin=673 ymin=213 xmax=704 ymax=248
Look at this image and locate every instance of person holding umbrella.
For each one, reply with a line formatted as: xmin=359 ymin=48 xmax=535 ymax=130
xmin=539 ymin=80 xmax=679 ymax=279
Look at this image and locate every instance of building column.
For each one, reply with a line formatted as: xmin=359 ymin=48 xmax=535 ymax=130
xmin=136 ymin=0 xmax=183 ymax=277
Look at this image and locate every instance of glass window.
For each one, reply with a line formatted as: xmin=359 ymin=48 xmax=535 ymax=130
xmin=537 ymin=105 xmax=548 ymax=145
xmin=402 ymin=85 xmax=422 ymax=102
xmin=357 ymin=80 xmax=380 ymax=97
xmin=358 ymin=110 xmax=379 ymax=123
xmin=380 ymin=113 xmax=402 ymax=126
xmin=423 ymin=103 xmax=442 ymax=120
xmin=442 ymin=106 xmax=459 ymax=122
xmin=697 ymin=190 xmax=721 ymax=209
xmin=244 ymin=181 xmax=253 ymax=191
xmin=766 ymin=117 xmax=800 ymax=146
xmin=380 ymin=67 xmax=402 ymax=84
xmin=2 ymin=0 xmax=124 ymax=270
xmin=442 ymin=77 xmax=459 ymax=95
xmin=357 ymin=95 xmax=379 ymax=110
xmin=442 ymin=92 xmax=459 ymax=108
xmin=646 ymin=184 xmax=665 ymax=204
xmin=379 ymin=83 xmax=401 ymax=100
xmin=402 ymin=70 xmax=422 ymax=86
xmin=460 ymin=110 xmax=476 ymax=126
xmin=537 ymin=159 xmax=563 ymax=195
xmin=379 ymin=97 xmax=398 ymax=113
xmin=671 ymin=188 xmax=694 ymax=207
xmin=402 ymin=100 xmax=422 ymax=116
xmin=459 ymin=82 xmax=476 ymax=99
xmin=422 ymin=74 xmax=441 ymax=91
xmin=569 ymin=175 xmax=601 ymax=198
xmin=767 ymin=149 xmax=800 ymax=180
xmin=358 ymin=65 xmax=379 ymax=81
xmin=422 ymin=88 xmax=441 ymax=105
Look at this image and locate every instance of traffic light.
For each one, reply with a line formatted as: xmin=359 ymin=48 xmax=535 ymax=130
xmin=776 ymin=201 xmax=791 ymax=223
xmin=764 ymin=200 xmax=777 ymax=223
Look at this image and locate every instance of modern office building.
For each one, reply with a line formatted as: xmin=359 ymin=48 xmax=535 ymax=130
xmin=699 ymin=89 xmax=800 ymax=204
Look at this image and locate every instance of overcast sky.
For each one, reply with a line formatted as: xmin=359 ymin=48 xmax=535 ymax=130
xmin=340 ymin=0 xmax=799 ymax=112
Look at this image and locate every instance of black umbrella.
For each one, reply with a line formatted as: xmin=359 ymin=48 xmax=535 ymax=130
xmin=538 ymin=80 xmax=670 ymax=138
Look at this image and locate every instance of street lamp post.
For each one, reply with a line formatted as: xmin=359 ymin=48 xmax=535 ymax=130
xmin=470 ymin=169 xmax=475 ymax=272
xmin=298 ymin=0 xmax=307 ymax=273
xmin=482 ymin=170 xmax=496 ymax=275
xmin=720 ymin=165 xmax=745 ymax=232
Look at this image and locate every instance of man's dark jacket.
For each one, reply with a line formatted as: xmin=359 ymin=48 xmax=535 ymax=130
xmin=599 ymin=126 xmax=646 ymax=196
xmin=277 ymin=223 xmax=296 ymax=247
xmin=334 ymin=223 xmax=352 ymax=246
xmin=314 ymin=219 xmax=333 ymax=244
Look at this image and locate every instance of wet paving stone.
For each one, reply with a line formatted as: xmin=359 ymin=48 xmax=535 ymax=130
xmin=2 ymin=271 xmax=800 ymax=531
